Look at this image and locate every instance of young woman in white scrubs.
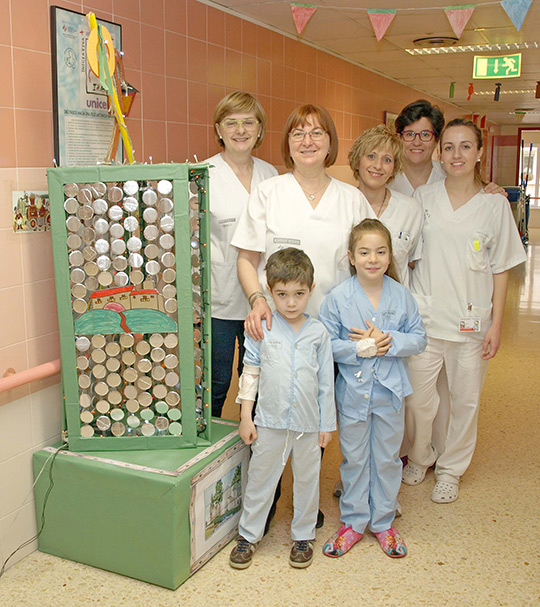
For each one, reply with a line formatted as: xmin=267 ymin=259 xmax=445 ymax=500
xmin=348 ymin=125 xmax=422 ymax=288
xmin=403 ymin=119 xmax=527 ymax=503
xmin=205 ymin=92 xmax=277 ymax=417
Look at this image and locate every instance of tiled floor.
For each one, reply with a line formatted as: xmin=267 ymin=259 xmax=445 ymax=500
xmin=0 ymin=231 xmax=538 ymax=607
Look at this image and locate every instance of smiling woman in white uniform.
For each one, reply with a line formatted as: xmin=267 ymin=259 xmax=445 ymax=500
xmin=348 ymin=125 xmax=422 ymax=288
xmin=205 ymin=92 xmax=277 ymax=418
xmin=231 ymin=104 xmax=371 ymax=333
xmin=403 ymin=119 xmax=527 ymax=503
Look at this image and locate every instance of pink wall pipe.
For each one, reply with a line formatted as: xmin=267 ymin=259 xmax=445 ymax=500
xmin=0 ymin=359 xmax=61 ymax=394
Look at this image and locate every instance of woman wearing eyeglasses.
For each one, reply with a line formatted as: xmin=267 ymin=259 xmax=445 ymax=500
xmin=205 ymin=92 xmax=277 ymax=418
xmin=232 ymin=104 xmax=371 ymax=335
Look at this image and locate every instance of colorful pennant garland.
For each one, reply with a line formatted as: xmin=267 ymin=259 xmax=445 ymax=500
xmin=290 ymin=3 xmax=317 ymax=34
xmin=444 ymin=4 xmax=475 ymax=38
xmin=501 ymin=0 xmax=533 ymax=31
xmin=367 ymin=9 xmax=396 ymax=41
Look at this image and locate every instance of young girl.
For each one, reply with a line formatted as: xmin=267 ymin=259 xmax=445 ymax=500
xmin=319 ymin=219 xmax=427 ymax=558
xmin=403 ymin=119 xmax=527 ymax=503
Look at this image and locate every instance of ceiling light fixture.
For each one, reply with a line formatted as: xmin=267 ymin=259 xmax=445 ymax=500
xmin=413 ymin=36 xmax=458 ymax=48
xmin=406 ymin=41 xmax=540 ymax=55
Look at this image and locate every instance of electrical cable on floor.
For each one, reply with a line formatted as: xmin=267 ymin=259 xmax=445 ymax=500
xmin=0 ymin=443 xmax=68 ymax=579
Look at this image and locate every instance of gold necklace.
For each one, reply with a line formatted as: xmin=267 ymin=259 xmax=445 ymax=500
xmin=297 ymin=175 xmax=330 ymax=201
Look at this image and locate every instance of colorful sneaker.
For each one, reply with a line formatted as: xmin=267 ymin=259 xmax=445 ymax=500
xmin=431 ymin=480 xmax=459 ymax=503
xmin=229 ymin=537 xmax=257 ymax=569
xmin=322 ymin=524 xmax=363 ymax=558
xmin=289 ymin=540 xmax=314 ymax=568
xmin=373 ymin=526 xmax=407 ymax=558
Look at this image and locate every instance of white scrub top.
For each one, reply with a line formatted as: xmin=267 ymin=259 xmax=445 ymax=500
xmin=388 ymin=161 xmax=446 ymax=197
xmin=205 ymin=153 xmax=277 ymax=320
xmin=379 ymin=190 xmax=423 ymax=288
xmin=411 ymin=181 xmax=526 ymax=342
xmin=231 ymin=172 xmax=372 ymax=317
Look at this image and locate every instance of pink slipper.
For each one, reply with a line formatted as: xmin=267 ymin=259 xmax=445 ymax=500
xmin=373 ymin=526 xmax=407 ymax=558
xmin=323 ymin=524 xmax=363 ymax=558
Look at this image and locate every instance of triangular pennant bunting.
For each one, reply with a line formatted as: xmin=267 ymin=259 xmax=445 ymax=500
xmin=367 ymin=9 xmax=396 ymax=42
xmin=445 ymin=4 xmax=475 ymax=38
xmin=291 ymin=3 xmax=317 ymax=35
xmin=501 ymin=0 xmax=533 ymax=31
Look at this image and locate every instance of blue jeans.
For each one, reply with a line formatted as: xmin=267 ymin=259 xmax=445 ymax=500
xmin=211 ymin=318 xmax=246 ymax=418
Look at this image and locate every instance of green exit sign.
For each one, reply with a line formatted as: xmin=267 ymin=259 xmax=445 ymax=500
xmin=473 ymin=53 xmax=521 ymax=79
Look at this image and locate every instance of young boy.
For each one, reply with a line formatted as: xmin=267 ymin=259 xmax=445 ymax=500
xmin=229 ymin=247 xmax=336 ymax=570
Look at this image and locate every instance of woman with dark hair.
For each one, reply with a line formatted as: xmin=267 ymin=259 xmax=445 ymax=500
xmin=205 ymin=91 xmax=277 ymax=418
xmin=389 ymin=99 xmax=446 ymax=196
xmin=403 ymin=119 xmax=526 ymax=503
xmin=232 ymin=104 xmax=371 ymax=336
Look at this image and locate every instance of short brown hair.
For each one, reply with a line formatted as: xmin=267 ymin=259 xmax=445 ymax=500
xmin=349 ymin=125 xmax=403 ymax=183
xmin=281 ymin=104 xmax=338 ymax=169
xmin=265 ymin=247 xmax=315 ymax=289
xmin=212 ymin=91 xmax=267 ymax=148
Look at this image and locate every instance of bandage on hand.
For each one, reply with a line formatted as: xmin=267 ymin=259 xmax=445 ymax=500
xmin=236 ymin=364 xmax=260 ymax=402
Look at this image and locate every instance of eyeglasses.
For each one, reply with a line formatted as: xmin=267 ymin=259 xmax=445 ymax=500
xmin=289 ymin=128 xmax=327 ymax=142
xmin=400 ymin=130 xmax=436 ymax=142
xmin=219 ymin=118 xmax=260 ymax=131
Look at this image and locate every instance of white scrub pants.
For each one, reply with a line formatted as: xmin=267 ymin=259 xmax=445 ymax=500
xmin=405 ymin=337 xmax=488 ymax=482
xmin=238 ymin=427 xmax=321 ymax=543
xmin=339 ymin=383 xmax=404 ymax=534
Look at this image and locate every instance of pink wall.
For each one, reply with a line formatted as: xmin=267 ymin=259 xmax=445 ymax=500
xmin=0 ymin=0 xmax=464 ymax=405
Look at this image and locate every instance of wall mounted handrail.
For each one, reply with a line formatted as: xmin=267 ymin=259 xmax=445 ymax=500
xmin=0 ymin=359 xmax=61 ymax=394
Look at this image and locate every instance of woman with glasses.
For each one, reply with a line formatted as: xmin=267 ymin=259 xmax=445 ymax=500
xmin=205 ymin=91 xmax=277 ymax=418
xmin=232 ymin=104 xmax=371 ymax=334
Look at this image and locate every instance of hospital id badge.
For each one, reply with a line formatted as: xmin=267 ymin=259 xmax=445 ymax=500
xmin=459 ymin=318 xmax=481 ymax=332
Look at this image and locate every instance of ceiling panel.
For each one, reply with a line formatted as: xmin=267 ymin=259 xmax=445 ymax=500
xmin=201 ymin=0 xmax=540 ymax=125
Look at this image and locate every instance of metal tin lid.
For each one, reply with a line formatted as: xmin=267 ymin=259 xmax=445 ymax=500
xmin=137 ymin=358 xmax=152 ymax=373
xmin=124 ymin=384 xmax=138 ymax=399
xmin=91 ymin=348 xmax=106 ymax=363
xmin=69 ymin=250 xmax=84 ymax=267
xmin=106 ymin=357 xmax=120 ymax=373
xmin=82 ymin=246 xmax=97 ymax=262
xmin=124 ymin=216 xmax=139 ymax=232
xmin=158 ymin=197 xmax=173 ymax=213
xmin=77 ymin=355 xmax=90 ymax=370
xmin=92 ymin=182 xmax=107 ymax=197
xmin=92 ymin=198 xmax=109 ymax=215
xmin=126 ymin=399 xmax=139 ymax=413
xmin=112 ymin=256 xmax=128 ymax=271
xmin=123 ymin=367 xmax=138 ymax=383
xmin=64 ymin=183 xmax=79 ymax=197
xmin=142 ymin=189 xmax=157 ymax=206
xmin=189 ymin=216 xmax=199 ymax=231
xmin=144 ymin=243 xmax=159 ymax=259
xmin=162 ymin=284 xmax=176 ymax=299
xmin=153 ymin=384 xmax=167 ymax=400
xmin=149 ymin=333 xmax=164 ymax=347
xmin=160 ymin=215 xmax=174 ymax=232
xmin=80 ymin=410 xmax=94 ymax=424
xmin=106 ymin=372 xmax=122 ymax=388
xmin=96 ymin=255 xmax=111 ymax=271
xmin=137 ymin=376 xmax=152 ymax=391
xmin=139 ymin=392 xmax=153 ymax=407
xmin=92 ymin=364 xmax=107 ymax=379
xmin=77 ymin=187 xmax=93 ymax=204
xmin=94 ymin=238 xmax=110 ymax=254
xmin=111 ymin=421 xmax=126 ymax=436
xmin=151 ymin=365 xmax=166 ymax=381
xmin=155 ymin=416 xmax=169 ymax=431
xmin=142 ymin=207 xmax=158 ymax=223
xmin=64 ymin=197 xmax=79 ymax=214
xmin=78 ymin=204 xmax=94 ymax=221
xmin=98 ymin=271 xmax=113 ymax=287
xmin=96 ymin=400 xmax=110 ymax=414
xmin=96 ymin=415 xmax=111 ymax=431
xmin=108 ymin=186 xmax=123 ymax=203
xmin=164 ymin=371 xmax=179 ymax=387
xmin=157 ymin=179 xmax=173 ymax=196
xmin=94 ymin=381 xmax=109 ymax=396
xmin=109 ymin=222 xmax=125 ymax=238
xmin=122 ymin=350 xmax=137 ymax=366
xmin=127 ymin=236 xmax=142 ymax=252
xmin=160 ymin=234 xmax=174 ymax=250
xmin=155 ymin=401 xmax=168 ymax=415
xmin=163 ymin=333 xmax=178 ymax=349
xmin=128 ymin=253 xmax=143 ymax=268
xmin=123 ymin=180 xmax=139 ymax=196
xmin=105 ymin=341 xmax=120 ymax=357
xmin=108 ymin=205 xmax=123 ymax=221
xmin=79 ymin=393 xmax=92 ymax=408
xmin=94 ymin=217 xmax=109 ymax=234
xmin=164 ymin=353 xmax=178 ymax=369
xmin=162 ymin=268 xmax=176 ymax=283
xmin=161 ymin=252 xmax=175 ymax=268
xmin=114 ymin=271 xmax=129 ymax=287
xmin=72 ymin=298 xmax=87 ymax=314
xmin=130 ymin=269 xmax=145 ymax=285
xmin=123 ymin=196 xmax=139 ymax=213
xmin=135 ymin=340 xmax=151 ymax=355
xmin=167 ymin=407 xmax=181 ymax=421
xmin=127 ymin=414 xmax=140 ymax=428
xmin=107 ymin=390 xmax=122 ymax=405
xmin=165 ymin=390 xmax=180 ymax=406
xmin=119 ymin=333 xmax=135 ymax=348
xmin=144 ymin=224 xmax=159 ymax=241
xmin=150 ymin=346 xmax=165 ymax=362
xmin=168 ymin=421 xmax=182 ymax=435
xmin=66 ymin=216 xmax=81 ymax=232
xmin=72 ymin=283 xmax=87 ymax=299
xmin=110 ymin=239 xmax=126 ymax=255
xmin=84 ymin=261 xmax=98 ymax=277
xmin=110 ymin=408 xmax=125 ymax=421
xmin=80 ymin=424 xmax=95 ymax=438
xmin=76 ymin=336 xmax=91 ymax=352
xmin=164 ymin=298 xmax=177 ymax=314
xmin=67 ymin=233 xmax=82 ymax=249
xmin=145 ymin=260 xmax=160 ymax=275
xmin=141 ymin=422 xmax=155 ymax=436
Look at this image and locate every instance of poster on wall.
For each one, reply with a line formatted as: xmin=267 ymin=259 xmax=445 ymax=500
xmin=51 ymin=6 xmax=122 ymax=167
xmin=189 ymin=442 xmax=250 ymax=573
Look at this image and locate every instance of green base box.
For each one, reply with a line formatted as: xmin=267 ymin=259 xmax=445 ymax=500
xmin=33 ymin=420 xmax=248 ymax=589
